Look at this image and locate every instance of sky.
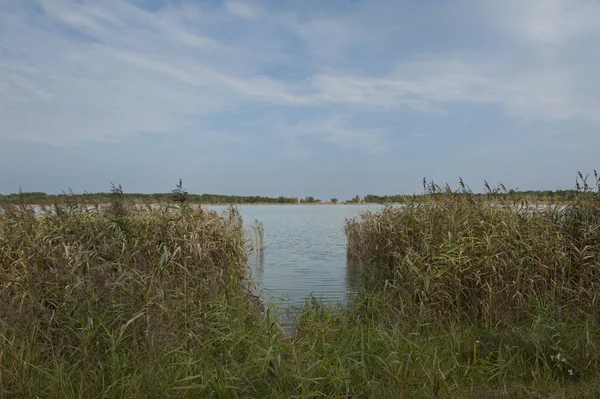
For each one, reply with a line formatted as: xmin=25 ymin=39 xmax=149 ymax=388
xmin=0 ymin=0 xmax=599 ymax=200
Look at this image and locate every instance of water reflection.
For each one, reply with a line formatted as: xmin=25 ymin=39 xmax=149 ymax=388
xmin=248 ymin=247 xmax=363 ymax=310
xmin=250 ymin=249 xmax=265 ymax=284
xmin=209 ymin=204 xmax=384 ymax=309
xmin=345 ymin=256 xmax=362 ymax=298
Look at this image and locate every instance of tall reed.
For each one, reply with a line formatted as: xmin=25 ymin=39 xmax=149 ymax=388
xmin=0 ymin=198 xmax=261 ymax=396
xmin=3 ymin=176 xmax=600 ymax=397
xmin=346 ymin=185 xmax=600 ymax=325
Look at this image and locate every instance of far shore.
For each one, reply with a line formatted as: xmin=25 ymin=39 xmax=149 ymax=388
xmin=14 ymin=199 xmax=581 ymax=208
xmin=24 ymin=202 xmax=375 ymax=208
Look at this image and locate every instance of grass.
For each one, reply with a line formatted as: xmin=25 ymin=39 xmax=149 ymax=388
xmin=1 ymin=175 xmax=600 ymax=398
xmin=0 ymin=200 xmax=264 ymax=396
xmin=344 ymin=176 xmax=600 ymax=396
xmin=346 ymin=198 xmax=600 ymax=325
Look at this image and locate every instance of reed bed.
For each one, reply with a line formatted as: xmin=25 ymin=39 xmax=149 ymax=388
xmin=1 ymin=200 xmax=445 ymax=398
xmin=2 ymin=177 xmax=600 ymax=397
xmin=0 ymin=201 xmax=276 ymax=396
xmin=345 ymin=191 xmax=600 ymax=325
xmin=344 ymin=179 xmax=600 ymax=396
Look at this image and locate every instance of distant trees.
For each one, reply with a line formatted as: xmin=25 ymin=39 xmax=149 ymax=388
xmin=346 ymin=195 xmax=361 ymax=204
xmin=195 ymin=194 xmax=298 ymax=204
xmin=1 ymin=184 xmax=592 ymax=207
xmin=363 ymin=194 xmax=406 ymax=203
xmin=299 ymin=196 xmax=319 ymax=204
xmin=0 ymin=189 xmax=299 ymax=205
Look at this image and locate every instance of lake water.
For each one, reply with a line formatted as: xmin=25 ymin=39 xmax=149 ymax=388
xmin=207 ymin=204 xmax=383 ymax=309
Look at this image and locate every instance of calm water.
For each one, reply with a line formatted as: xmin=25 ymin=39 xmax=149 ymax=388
xmin=207 ymin=204 xmax=383 ymax=308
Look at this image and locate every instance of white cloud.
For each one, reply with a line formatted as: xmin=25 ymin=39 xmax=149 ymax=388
xmin=318 ymin=118 xmax=386 ymax=153
xmin=0 ymin=0 xmax=309 ymax=145
xmin=277 ymin=116 xmax=387 ymax=154
xmin=488 ymin=0 xmax=600 ymax=44
xmin=225 ymin=1 xmax=260 ymax=19
xmin=309 ymin=58 xmax=600 ymax=123
xmin=0 ymin=0 xmax=599 ymax=151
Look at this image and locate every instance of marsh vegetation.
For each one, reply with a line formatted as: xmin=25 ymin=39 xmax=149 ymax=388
xmin=1 ymin=173 xmax=599 ymax=397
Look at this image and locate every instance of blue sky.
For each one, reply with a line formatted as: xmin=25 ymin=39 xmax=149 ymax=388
xmin=1 ymin=0 xmax=598 ymax=200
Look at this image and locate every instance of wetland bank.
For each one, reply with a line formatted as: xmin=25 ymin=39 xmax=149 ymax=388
xmin=1 ymin=176 xmax=600 ymax=398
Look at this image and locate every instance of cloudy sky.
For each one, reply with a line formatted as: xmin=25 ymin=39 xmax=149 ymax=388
xmin=1 ymin=0 xmax=598 ymax=200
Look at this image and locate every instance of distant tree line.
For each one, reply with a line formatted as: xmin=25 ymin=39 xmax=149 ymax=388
xmin=0 ymin=189 xmax=591 ymax=206
xmin=299 ymin=196 xmax=323 ymax=204
xmin=346 ymin=195 xmax=361 ymax=204
xmin=0 ymin=190 xmax=299 ymax=206
xmin=3 ymin=174 xmax=597 ymax=207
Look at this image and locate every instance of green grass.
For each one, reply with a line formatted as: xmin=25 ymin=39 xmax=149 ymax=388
xmin=344 ymin=179 xmax=600 ymax=397
xmin=346 ymin=199 xmax=600 ymax=325
xmin=2 ymin=177 xmax=600 ymax=398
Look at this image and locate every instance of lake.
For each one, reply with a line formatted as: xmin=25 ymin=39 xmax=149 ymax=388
xmin=207 ymin=204 xmax=383 ymax=309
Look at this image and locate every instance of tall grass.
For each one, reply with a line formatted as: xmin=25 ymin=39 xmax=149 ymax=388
xmin=2 ymin=176 xmax=600 ymax=398
xmin=1 ymin=197 xmax=470 ymax=397
xmin=343 ymin=177 xmax=600 ymax=396
xmin=0 ymin=198 xmax=271 ymax=396
xmin=345 ymin=183 xmax=600 ymax=325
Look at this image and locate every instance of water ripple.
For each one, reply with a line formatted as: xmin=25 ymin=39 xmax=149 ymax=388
xmin=208 ymin=204 xmax=383 ymax=308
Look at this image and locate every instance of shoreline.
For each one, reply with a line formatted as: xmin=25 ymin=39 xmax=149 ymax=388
xmin=4 ymin=199 xmax=589 ymax=208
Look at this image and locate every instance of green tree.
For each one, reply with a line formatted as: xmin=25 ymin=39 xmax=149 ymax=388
xmin=348 ymin=195 xmax=361 ymax=204
xmin=331 ymin=198 xmax=338 ymax=204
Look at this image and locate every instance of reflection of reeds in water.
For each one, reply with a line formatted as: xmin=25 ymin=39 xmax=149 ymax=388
xmin=345 ymin=256 xmax=361 ymax=296
xmin=244 ymin=219 xmax=264 ymax=253
xmin=244 ymin=250 xmax=265 ymax=288
xmin=252 ymin=249 xmax=265 ymax=283
xmin=252 ymin=219 xmax=265 ymax=251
